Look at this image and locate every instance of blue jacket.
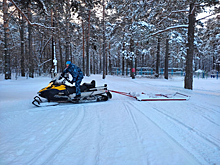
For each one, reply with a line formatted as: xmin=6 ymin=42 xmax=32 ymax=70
xmin=62 ymin=63 xmax=84 ymax=82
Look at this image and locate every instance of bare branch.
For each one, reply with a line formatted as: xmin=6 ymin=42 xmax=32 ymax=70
xmin=38 ymin=59 xmax=52 ymax=67
xmin=9 ymin=0 xmax=55 ymax=29
xmin=38 ymin=0 xmax=50 ymax=16
xmin=41 ymin=36 xmax=52 ymax=54
xmin=8 ymin=8 xmax=17 ymax=20
xmin=191 ymin=5 xmax=196 ymax=15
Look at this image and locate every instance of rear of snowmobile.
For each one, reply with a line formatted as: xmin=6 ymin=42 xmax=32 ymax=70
xmin=32 ymin=73 xmax=112 ymax=107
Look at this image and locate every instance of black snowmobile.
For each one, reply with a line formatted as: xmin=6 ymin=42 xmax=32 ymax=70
xmin=32 ymin=73 xmax=112 ymax=107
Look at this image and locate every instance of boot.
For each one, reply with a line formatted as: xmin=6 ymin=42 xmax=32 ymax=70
xmin=74 ymin=94 xmax=81 ymax=99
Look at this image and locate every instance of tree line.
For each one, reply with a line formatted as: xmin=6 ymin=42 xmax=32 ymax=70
xmin=1 ymin=0 xmax=220 ymax=89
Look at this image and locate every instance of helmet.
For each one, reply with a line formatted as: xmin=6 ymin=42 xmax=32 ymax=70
xmin=66 ymin=61 xmax=71 ymax=65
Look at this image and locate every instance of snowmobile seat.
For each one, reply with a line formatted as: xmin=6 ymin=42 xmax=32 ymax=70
xmin=82 ymin=80 xmax=95 ymax=89
xmin=65 ymin=80 xmax=95 ymax=94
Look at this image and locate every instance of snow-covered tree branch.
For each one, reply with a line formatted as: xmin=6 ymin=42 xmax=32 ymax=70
xmin=149 ymin=25 xmax=188 ymax=38
xmin=10 ymin=0 xmax=55 ymax=29
xmin=157 ymin=10 xmax=189 ymax=25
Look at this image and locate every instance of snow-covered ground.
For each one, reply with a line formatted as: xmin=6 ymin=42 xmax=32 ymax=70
xmin=0 ymin=74 xmax=220 ymax=165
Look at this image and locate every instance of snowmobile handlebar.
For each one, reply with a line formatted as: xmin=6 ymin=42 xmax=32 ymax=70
xmin=50 ymin=73 xmax=74 ymax=85
xmin=59 ymin=74 xmax=73 ymax=84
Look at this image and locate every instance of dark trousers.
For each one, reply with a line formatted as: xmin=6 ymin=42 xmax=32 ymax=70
xmin=75 ymin=78 xmax=82 ymax=96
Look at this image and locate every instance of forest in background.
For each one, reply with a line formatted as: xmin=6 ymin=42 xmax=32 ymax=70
xmin=1 ymin=0 xmax=220 ymax=89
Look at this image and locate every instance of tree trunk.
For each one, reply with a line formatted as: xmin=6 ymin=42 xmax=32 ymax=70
xmin=135 ymin=42 xmax=138 ymax=76
xmin=102 ymin=0 xmax=106 ymax=79
xmin=25 ymin=34 xmax=29 ymax=77
xmin=86 ymin=10 xmax=91 ymax=76
xmin=93 ymin=51 xmax=95 ymax=74
xmin=59 ymin=38 xmax=63 ymax=71
xmin=20 ymin=14 xmax=25 ymax=77
xmin=122 ymin=56 xmax=124 ymax=76
xmin=105 ymin=43 xmax=108 ymax=75
xmin=122 ymin=43 xmax=125 ymax=76
xmin=109 ymin=42 xmax=112 ymax=75
xmin=99 ymin=47 xmax=102 ymax=74
xmin=164 ymin=39 xmax=169 ymax=79
xmin=82 ymin=20 xmax=85 ymax=73
xmin=65 ymin=0 xmax=70 ymax=61
xmin=28 ymin=3 xmax=34 ymax=78
xmin=54 ymin=0 xmax=58 ymax=72
xmin=126 ymin=57 xmax=129 ymax=76
xmin=156 ymin=37 xmax=160 ymax=77
xmin=57 ymin=5 xmax=63 ymax=72
xmin=130 ymin=38 xmax=135 ymax=79
xmin=51 ymin=6 xmax=56 ymax=77
xmin=184 ymin=3 xmax=195 ymax=90
xmin=3 ymin=0 xmax=11 ymax=79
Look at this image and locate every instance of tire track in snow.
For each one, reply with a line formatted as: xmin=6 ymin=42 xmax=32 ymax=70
xmin=0 ymin=108 xmax=52 ymax=144
xmin=26 ymin=106 xmax=85 ymax=165
xmin=94 ymin=106 xmax=105 ymax=165
xmin=0 ymin=110 xmax=53 ymax=164
xmin=129 ymin=102 xmax=220 ymax=164
xmin=123 ymin=102 xmax=149 ymax=165
xmin=150 ymin=103 xmax=220 ymax=148
xmin=149 ymin=104 xmax=220 ymax=165
xmin=126 ymin=102 xmax=201 ymax=165
xmin=191 ymin=102 xmax=220 ymax=114
xmin=190 ymin=100 xmax=220 ymax=115
xmin=187 ymin=103 xmax=220 ymax=127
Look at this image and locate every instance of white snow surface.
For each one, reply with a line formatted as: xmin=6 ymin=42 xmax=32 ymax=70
xmin=0 ymin=75 xmax=220 ymax=165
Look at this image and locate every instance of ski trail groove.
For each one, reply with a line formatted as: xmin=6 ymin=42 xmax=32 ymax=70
xmin=123 ymin=102 xmax=149 ymax=165
xmin=191 ymin=101 xmax=220 ymax=115
xmin=149 ymin=104 xmax=219 ymax=164
xmin=129 ymin=101 xmax=220 ymax=164
xmin=95 ymin=108 xmax=104 ymax=165
xmin=126 ymin=102 xmax=201 ymax=165
xmin=1 ymin=110 xmax=51 ymax=144
xmin=150 ymin=104 xmax=220 ymax=151
xmin=27 ymin=106 xmax=85 ymax=165
xmin=191 ymin=104 xmax=220 ymax=127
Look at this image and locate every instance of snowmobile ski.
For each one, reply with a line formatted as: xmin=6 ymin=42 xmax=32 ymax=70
xmin=32 ymin=96 xmax=59 ymax=107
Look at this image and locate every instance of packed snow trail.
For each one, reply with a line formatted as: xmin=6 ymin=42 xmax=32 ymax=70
xmin=27 ymin=106 xmax=85 ymax=165
xmin=0 ymin=75 xmax=220 ymax=165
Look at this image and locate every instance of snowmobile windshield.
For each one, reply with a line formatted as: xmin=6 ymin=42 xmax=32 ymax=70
xmin=51 ymin=73 xmax=74 ymax=87
xmin=51 ymin=73 xmax=62 ymax=82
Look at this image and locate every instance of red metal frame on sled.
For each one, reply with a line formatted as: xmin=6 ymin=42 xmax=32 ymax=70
xmin=110 ymin=90 xmax=190 ymax=101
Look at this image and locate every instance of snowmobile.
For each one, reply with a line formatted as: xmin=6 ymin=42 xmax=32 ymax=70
xmin=32 ymin=73 xmax=112 ymax=107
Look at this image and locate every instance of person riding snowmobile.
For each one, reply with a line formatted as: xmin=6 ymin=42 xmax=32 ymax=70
xmin=61 ymin=61 xmax=84 ymax=98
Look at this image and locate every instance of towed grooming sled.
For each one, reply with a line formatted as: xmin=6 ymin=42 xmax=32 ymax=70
xmin=110 ymin=90 xmax=190 ymax=101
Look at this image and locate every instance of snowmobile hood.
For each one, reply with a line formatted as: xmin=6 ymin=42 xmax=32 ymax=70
xmin=38 ymin=82 xmax=66 ymax=93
